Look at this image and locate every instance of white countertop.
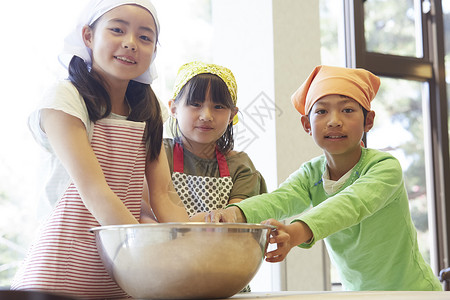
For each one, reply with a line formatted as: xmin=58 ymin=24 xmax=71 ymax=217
xmin=227 ymin=291 xmax=450 ymax=300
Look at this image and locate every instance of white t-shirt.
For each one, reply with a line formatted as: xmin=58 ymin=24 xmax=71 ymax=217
xmin=322 ymin=166 xmax=354 ymax=195
xmin=29 ymin=80 xmax=96 ymax=218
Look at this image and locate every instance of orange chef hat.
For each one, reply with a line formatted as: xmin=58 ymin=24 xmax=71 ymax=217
xmin=291 ymin=65 xmax=381 ymax=116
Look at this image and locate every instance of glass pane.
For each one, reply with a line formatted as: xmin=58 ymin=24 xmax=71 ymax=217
xmin=364 ymin=0 xmax=422 ymax=57
xmin=368 ymin=78 xmax=431 ymax=263
xmin=320 ymin=0 xmax=346 ymax=66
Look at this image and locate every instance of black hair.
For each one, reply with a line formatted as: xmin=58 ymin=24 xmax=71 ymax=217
xmin=362 ymin=106 xmax=369 ymax=126
xmin=169 ymin=73 xmax=236 ymax=155
xmin=68 ymin=55 xmax=163 ymax=162
xmin=307 ymin=95 xmax=369 ymax=125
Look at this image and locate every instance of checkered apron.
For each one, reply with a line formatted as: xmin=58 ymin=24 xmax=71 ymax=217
xmin=171 ymin=143 xmax=233 ymax=217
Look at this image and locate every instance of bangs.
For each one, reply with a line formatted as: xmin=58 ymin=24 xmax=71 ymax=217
xmin=178 ymin=73 xmax=234 ymax=108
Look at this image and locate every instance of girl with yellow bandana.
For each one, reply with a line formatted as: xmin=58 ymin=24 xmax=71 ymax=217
xmin=164 ymin=61 xmax=267 ymax=223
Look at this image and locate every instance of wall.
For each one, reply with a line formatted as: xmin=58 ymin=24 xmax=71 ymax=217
xmin=211 ymin=0 xmax=329 ymax=291
xmin=272 ymin=0 xmax=330 ymax=291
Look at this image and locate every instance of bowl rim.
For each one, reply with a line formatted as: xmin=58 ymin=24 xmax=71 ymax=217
xmin=89 ymin=222 xmax=275 ymax=232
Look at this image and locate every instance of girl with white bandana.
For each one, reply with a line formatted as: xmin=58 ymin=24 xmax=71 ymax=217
xmin=11 ymin=0 xmax=189 ymax=298
xmin=165 ymin=61 xmax=267 ymax=222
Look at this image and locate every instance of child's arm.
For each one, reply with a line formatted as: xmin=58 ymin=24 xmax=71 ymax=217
xmin=205 ymin=206 xmax=247 ymax=223
xmin=262 ymin=219 xmax=313 ymax=263
xmin=188 ymin=198 xmax=243 ymax=221
xmin=189 ymin=212 xmax=208 ymax=222
xmin=228 ymin=198 xmax=244 ymax=204
xmin=140 ymin=177 xmax=158 ymax=223
xmin=41 ymin=109 xmax=139 ymax=225
xmin=145 ymin=143 xmax=190 ymax=222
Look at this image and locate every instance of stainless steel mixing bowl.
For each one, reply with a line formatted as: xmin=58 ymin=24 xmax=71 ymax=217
xmin=90 ymin=222 xmax=274 ymax=299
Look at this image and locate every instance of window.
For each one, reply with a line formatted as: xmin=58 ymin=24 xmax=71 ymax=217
xmin=370 ymin=77 xmax=431 ymax=262
xmin=364 ymin=0 xmax=423 ymax=57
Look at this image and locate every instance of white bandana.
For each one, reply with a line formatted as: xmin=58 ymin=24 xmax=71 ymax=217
xmin=59 ymin=0 xmax=160 ymax=84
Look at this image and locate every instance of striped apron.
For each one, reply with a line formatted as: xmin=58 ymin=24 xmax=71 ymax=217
xmin=11 ymin=118 xmax=146 ymax=299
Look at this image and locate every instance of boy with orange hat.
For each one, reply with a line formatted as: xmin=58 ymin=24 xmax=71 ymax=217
xmin=208 ymin=65 xmax=442 ymax=291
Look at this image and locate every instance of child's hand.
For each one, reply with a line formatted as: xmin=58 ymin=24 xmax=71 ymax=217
xmin=204 ymin=206 xmax=247 ymax=223
xmin=262 ymin=219 xmax=313 ymax=263
xmin=189 ymin=212 xmax=209 ymax=222
xmin=262 ymin=219 xmax=294 ymax=263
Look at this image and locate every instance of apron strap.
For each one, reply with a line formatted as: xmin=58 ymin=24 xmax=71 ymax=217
xmin=215 ymin=147 xmax=230 ymax=177
xmin=173 ymin=142 xmax=184 ymax=173
xmin=173 ymin=142 xmax=230 ymax=177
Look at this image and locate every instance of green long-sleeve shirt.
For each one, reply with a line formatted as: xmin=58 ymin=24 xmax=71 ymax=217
xmin=234 ymin=148 xmax=441 ymax=291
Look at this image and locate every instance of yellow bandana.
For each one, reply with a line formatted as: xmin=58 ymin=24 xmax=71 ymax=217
xmin=172 ymin=61 xmax=238 ymax=124
xmin=172 ymin=61 xmax=237 ymax=104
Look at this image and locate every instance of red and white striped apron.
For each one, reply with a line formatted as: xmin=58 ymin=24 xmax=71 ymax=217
xmin=11 ymin=118 xmax=146 ymax=299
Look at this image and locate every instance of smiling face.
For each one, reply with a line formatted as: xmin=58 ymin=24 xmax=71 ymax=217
xmin=169 ymin=79 xmax=237 ymax=157
xmin=301 ymin=94 xmax=375 ymax=159
xmin=82 ymin=4 xmax=157 ymax=85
